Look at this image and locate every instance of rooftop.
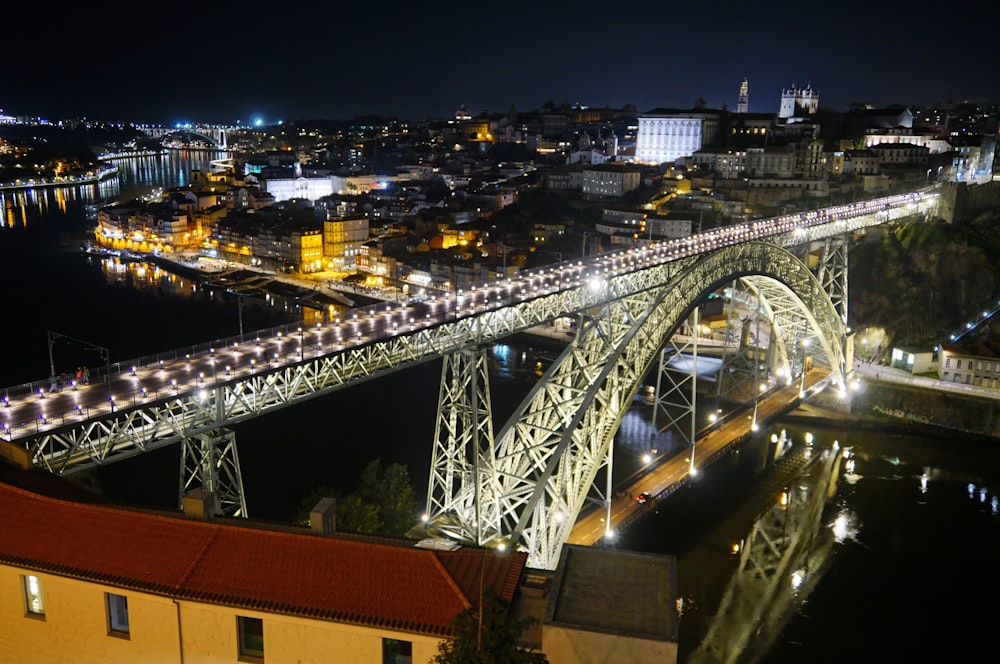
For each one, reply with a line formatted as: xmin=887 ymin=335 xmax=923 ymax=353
xmin=544 ymin=545 xmax=678 ymax=642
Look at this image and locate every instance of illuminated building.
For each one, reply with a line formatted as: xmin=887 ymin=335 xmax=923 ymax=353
xmin=635 ymin=110 xmax=721 ymax=166
xmin=737 ymin=78 xmax=749 ymax=114
xmin=778 ymin=83 xmax=819 ymax=119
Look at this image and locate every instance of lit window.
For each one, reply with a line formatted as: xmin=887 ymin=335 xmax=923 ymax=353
xmin=22 ymin=575 xmax=44 ymax=617
xmin=107 ymin=593 xmax=130 ymax=635
xmin=383 ymin=638 xmax=413 ymax=663
xmin=238 ymin=616 xmax=264 ymax=660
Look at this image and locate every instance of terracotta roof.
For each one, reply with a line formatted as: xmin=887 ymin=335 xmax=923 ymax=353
xmin=0 ymin=480 xmax=525 ymax=637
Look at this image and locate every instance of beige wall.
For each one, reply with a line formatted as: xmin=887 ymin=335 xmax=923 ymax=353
xmin=2 ymin=565 xmax=441 ymax=663
xmin=0 ymin=567 xmax=182 ymax=663
xmin=542 ymin=625 xmax=677 ymax=664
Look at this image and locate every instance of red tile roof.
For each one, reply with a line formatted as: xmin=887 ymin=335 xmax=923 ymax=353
xmin=0 ymin=480 xmax=525 ymax=637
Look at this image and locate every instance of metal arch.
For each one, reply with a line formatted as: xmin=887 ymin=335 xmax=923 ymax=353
xmin=439 ymin=241 xmax=847 ymax=570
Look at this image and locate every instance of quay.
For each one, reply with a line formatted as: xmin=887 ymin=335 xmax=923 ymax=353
xmin=0 ymin=165 xmax=117 ymax=192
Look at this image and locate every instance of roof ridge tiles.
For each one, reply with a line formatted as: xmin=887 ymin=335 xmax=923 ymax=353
xmin=430 ymin=549 xmax=474 ymax=610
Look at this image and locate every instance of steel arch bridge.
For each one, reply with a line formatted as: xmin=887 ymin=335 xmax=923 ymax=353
xmin=424 ymin=241 xmax=847 ymax=570
xmin=0 ymin=189 xmax=938 ymax=569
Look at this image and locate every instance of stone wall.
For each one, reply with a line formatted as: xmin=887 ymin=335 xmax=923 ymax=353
xmin=850 ymin=382 xmax=1000 ymax=439
xmin=937 ymin=180 xmax=1000 ymax=223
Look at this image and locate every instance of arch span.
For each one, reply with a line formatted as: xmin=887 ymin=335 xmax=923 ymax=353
xmin=433 ymin=241 xmax=847 ymax=570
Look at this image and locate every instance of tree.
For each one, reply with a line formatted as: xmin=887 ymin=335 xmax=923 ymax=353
xmin=357 ymin=458 xmax=418 ymax=537
xmin=293 ymin=459 xmax=417 ymax=537
xmin=433 ymin=589 xmax=548 ymax=664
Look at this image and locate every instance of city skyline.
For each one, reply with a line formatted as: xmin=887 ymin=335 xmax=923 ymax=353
xmin=5 ymin=1 xmax=999 ymax=125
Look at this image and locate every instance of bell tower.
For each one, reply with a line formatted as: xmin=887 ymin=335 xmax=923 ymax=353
xmin=737 ymin=78 xmax=749 ymax=114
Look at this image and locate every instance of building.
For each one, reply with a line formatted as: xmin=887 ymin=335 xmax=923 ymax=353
xmin=323 ymin=215 xmax=369 ymax=268
xmin=737 ymin=78 xmax=749 ymax=114
xmin=778 ymin=84 xmax=819 ymax=119
xmin=889 ymin=346 xmax=936 ymax=374
xmin=581 ymin=164 xmax=643 ymax=199
xmin=0 ymin=473 xmax=529 ymax=663
xmin=635 ymin=110 xmax=721 ymax=165
xmin=523 ymin=545 xmax=678 ymax=663
xmin=939 ymin=312 xmax=1000 ymax=389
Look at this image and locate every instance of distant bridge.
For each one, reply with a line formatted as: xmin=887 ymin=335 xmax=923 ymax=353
xmin=136 ymin=123 xmax=231 ymax=149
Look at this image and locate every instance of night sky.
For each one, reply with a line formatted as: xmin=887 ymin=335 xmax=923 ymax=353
xmin=4 ymin=0 xmax=997 ymax=125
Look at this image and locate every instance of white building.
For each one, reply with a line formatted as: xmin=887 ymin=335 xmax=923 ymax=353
xmin=779 ymin=84 xmax=819 ymax=119
xmin=635 ymin=110 xmax=720 ymax=165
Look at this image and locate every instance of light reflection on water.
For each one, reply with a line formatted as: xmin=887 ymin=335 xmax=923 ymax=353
xmin=0 ymin=149 xmax=230 ymax=230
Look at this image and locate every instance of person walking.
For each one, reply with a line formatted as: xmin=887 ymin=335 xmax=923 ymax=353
xmin=82 ymin=366 xmax=90 ymax=385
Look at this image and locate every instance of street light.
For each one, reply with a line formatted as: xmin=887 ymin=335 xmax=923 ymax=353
xmin=799 ymin=338 xmax=811 ymax=397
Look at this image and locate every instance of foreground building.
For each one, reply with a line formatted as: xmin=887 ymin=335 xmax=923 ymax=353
xmin=0 ymin=468 xmax=526 ymax=663
xmin=0 ymin=460 xmax=679 ymax=663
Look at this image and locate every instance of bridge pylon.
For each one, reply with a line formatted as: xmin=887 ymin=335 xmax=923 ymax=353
xmin=816 ymin=233 xmax=849 ymax=325
xmin=179 ymin=427 xmax=248 ymax=517
xmin=424 ymin=348 xmax=498 ymax=544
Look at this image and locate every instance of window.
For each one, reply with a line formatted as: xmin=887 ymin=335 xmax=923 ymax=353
xmin=383 ymin=638 xmax=413 ymax=664
xmin=22 ymin=575 xmax=44 ymax=618
xmin=106 ymin=593 xmax=130 ymax=635
xmin=238 ymin=616 xmax=264 ymax=660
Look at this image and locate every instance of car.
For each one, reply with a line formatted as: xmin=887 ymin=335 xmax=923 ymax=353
xmin=636 ymin=492 xmax=652 ymax=505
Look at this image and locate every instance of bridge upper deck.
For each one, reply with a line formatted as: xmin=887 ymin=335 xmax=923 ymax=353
xmin=1 ymin=189 xmax=936 ymax=450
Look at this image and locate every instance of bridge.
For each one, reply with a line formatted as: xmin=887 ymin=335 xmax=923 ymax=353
xmin=0 ymin=188 xmax=938 ymax=570
xmin=135 ymin=123 xmax=231 ymax=149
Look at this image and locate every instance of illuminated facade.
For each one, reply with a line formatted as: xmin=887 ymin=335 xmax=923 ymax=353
xmin=635 ymin=111 xmax=720 ymax=165
xmin=323 ymin=215 xmax=369 ymax=266
xmin=737 ymin=78 xmax=749 ymax=114
xmin=779 ymin=84 xmax=819 ymax=119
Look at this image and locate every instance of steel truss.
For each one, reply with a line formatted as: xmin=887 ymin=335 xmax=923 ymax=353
xmin=179 ymin=427 xmax=247 ymax=517
xmin=19 ymin=195 xmax=934 ymax=477
xmin=816 ymin=234 xmax=849 ymax=324
xmin=427 ymin=241 xmax=847 ymax=570
xmin=426 ymin=348 xmax=497 ymax=543
xmin=689 ymin=443 xmax=841 ymax=664
xmin=651 ymin=310 xmax=701 ymax=449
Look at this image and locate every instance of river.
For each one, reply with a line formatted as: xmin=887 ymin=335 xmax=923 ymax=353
xmin=2 ymin=151 xmax=998 ymax=662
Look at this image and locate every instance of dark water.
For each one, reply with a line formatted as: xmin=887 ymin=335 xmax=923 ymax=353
xmin=3 ymin=157 xmax=999 ymax=662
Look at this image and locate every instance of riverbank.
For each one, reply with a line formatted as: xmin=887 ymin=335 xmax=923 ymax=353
xmin=786 ymin=400 xmax=1000 ymax=444
xmin=0 ymin=165 xmax=117 ymax=192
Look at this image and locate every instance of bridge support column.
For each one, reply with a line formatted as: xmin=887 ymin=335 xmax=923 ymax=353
xmin=652 ymin=308 xmax=700 ymax=459
xmin=425 ymin=348 xmax=497 ymax=544
xmin=816 ymin=234 xmax=848 ymax=325
xmin=179 ymin=427 xmax=248 ymax=517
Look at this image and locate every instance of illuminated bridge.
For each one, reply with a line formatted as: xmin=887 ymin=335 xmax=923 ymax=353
xmin=0 ymin=188 xmax=938 ymax=570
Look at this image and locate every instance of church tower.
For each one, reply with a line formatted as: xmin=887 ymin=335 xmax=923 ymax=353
xmin=737 ymin=78 xmax=749 ymax=113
